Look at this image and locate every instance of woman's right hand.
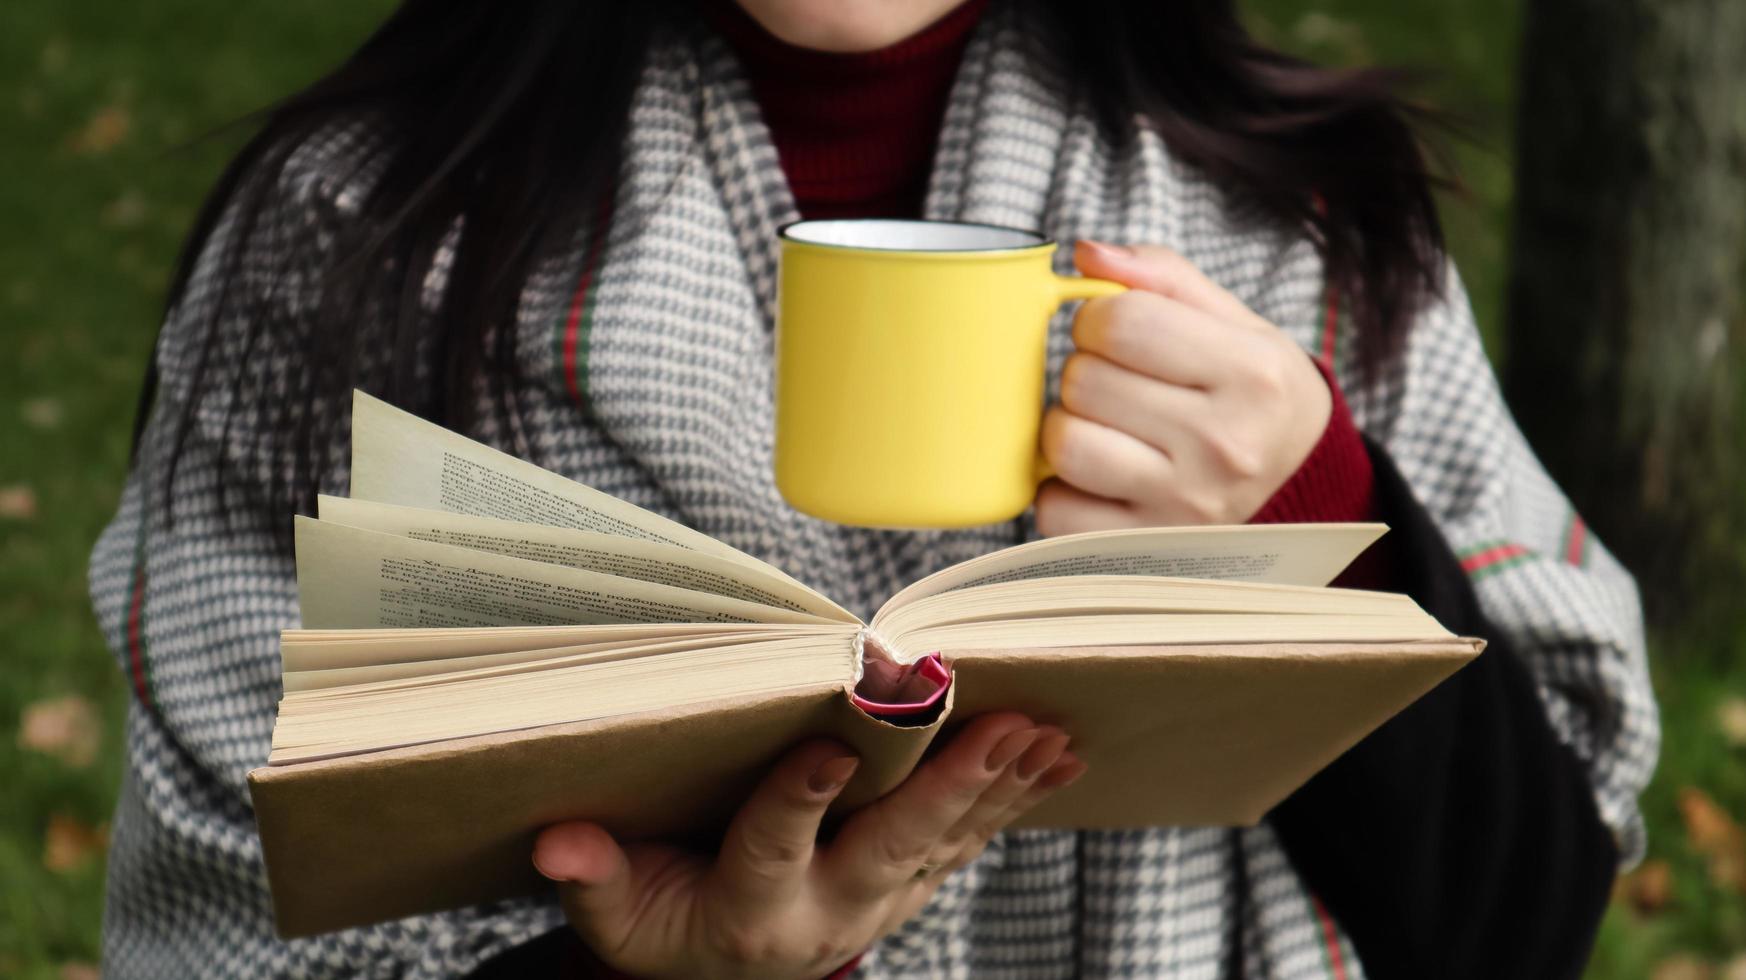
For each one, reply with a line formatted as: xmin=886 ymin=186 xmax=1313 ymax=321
xmin=532 ymin=713 xmax=1085 ymax=980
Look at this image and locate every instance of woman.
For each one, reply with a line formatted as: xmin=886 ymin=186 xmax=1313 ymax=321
xmin=91 ymin=0 xmax=1658 ymax=976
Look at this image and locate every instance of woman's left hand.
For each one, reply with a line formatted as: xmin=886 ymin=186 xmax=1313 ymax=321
xmin=1036 ymin=240 xmax=1332 ymax=536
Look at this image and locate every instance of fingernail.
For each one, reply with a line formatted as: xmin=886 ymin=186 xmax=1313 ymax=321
xmin=1079 ymin=239 xmax=1135 ymax=261
xmin=808 ymin=755 xmax=860 ymax=795
xmin=531 ymin=826 xmax=587 ymax=882
xmin=1043 ymin=756 xmax=1089 ymax=789
xmin=532 ymin=848 xmax=567 ymax=882
xmin=1016 ymin=731 xmax=1071 ymax=781
xmin=985 ymin=727 xmax=1040 ymax=773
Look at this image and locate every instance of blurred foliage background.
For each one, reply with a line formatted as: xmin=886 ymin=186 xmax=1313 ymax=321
xmin=1 ymin=1 xmax=1741 ymax=977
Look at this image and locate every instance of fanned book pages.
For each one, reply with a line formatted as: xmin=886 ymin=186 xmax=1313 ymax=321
xmin=248 ymin=391 xmax=1484 ymax=938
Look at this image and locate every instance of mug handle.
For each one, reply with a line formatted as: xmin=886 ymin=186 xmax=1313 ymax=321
xmin=1035 ymin=274 xmax=1129 ymax=483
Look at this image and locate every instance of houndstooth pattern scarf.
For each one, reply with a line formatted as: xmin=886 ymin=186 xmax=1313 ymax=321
xmin=90 ymin=7 xmax=1658 ymax=978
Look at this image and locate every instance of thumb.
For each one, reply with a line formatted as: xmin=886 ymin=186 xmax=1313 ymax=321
xmin=714 ymin=740 xmax=859 ymax=906
xmin=1074 ymin=239 xmax=1265 ymax=330
xmin=534 ymin=821 xmax=634 ymax=932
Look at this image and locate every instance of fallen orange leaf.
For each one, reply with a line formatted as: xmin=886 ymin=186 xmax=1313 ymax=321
xmin=42 ymin=815 xmax=107 ymax=873
xmin=19 ymin=695 xmax=102 ymax=768
xmin=0 ymin=484 xmax=36 ymax=520
xmin=1652 ymin=954 xmax=1715 ymax=980
xmin=1678 ymin=786 xmax=1746 ymax=893
xmin=67 ymin=104 xmax=130 ymax=154
xmin=1618 ymin=857 xmax=1673 ymax=915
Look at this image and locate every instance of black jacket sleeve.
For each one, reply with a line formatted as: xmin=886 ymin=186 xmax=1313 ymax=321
xmin=1268 ymin=440 xmax=1620 ymax=980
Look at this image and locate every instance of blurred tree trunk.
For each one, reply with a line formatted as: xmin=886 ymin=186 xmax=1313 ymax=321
xmin=1503 ymin=0 xmax=1746 ymax=636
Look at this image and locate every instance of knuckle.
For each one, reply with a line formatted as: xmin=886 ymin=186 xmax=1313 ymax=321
xmin=736 ymin=824 xmax=809 ymax=871
xmin=1070 ymin=299 xmax=1103 ymax=348
xmin=872 ymin=825 xmax=933 ymax=871
xmin=1059 ymin=355 xmax=1093 ymax=411
xmin=1043 ymin=414 xmax=1086 ymax=479
xmin=946 ymin=827 xmax=1002 ymax=871
xmin=713 ymin=921 xmax=777 ymax=966
xmin=1242 ymin=354 xmax=1291 ymax=397
xmin=1098 ymin=293 xmax=1152 ymax=359
xmin=927 ymin=832 xmax=966 ymax=863
xmin=1207 ymin=432 xmax=1265 ymax=480
xmin=937 ymin=759 xmax=999 ymax=807
xmin=1056 ymin=439 xmax=1108 ymax=494
xmin=1040 ymin=412 xmax=1072 ymax=470
xmin=1052 ymin=434 xmax=1087 ymax=483
xmin=1229 ymin=450 xmax=1266 ymax=481
xmin=926 ymin=835 xmax=969 ymax=871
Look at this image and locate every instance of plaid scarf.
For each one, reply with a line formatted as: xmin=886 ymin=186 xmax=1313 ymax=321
xmin=91 ymin=8 xmax=1657 ymax=977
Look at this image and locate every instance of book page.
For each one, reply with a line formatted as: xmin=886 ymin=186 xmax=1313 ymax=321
xmin=873 ymin=574 xmax=1420 ymax=638
xmin=270 ymin=634 xmax=854 ymax=764
xmin=318 ymin=496 xmax=854 ymax=623
xmin=282 ymin=623 xmax=782 ymax=672
xmin=284 ymin=628 xmax=818 ymax=692
xmin=296 ymin=517 xmax=837 ymax=630
xmin=349 ymin=391 xmax=774 ymax=568
xmin=879 ymin=524 xmax=1387 ymax=615
xmin=898 ymin=610 xmax=1451 ymax=653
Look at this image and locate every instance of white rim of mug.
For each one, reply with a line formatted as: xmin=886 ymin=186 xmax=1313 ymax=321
xmin=778 ymin=218 xmax=1055 ymax=256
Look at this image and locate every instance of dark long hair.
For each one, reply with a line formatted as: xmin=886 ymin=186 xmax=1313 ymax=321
xmin=144 ymin=0 xmax=1447 ymax=526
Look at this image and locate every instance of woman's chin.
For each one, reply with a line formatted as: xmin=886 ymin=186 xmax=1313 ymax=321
xmin=731 ymin=0 xmax=964 ymax=53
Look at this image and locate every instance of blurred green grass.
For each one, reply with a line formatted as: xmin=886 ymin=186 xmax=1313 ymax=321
xmin=0 ymin=1 xmax=1739 ymax=976
xmin=0 ymin=3 xmax=393 ymax=975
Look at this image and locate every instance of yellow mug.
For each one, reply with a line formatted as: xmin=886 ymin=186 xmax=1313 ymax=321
xmin=774 ymin=219 xmax=1125 ymax=528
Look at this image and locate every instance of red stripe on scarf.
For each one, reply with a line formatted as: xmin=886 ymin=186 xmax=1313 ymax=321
xmin=1564 ymin=513 xmax=1588 ymax=566
xmin=562 ymin=192 xmax=616 ymax=405
xmin=1320 ymin=277 xmax=1339 ymax=365
xmin=125 ymin=561 xmax=152 ymax=710
xmin=1310 ymin=893 xmax=1350 ymax=980
xmin=1459 ymin=542 xmax=1531 ymax=574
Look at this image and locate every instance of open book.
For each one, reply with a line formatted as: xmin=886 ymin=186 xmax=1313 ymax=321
xmin=249 ymin=392 xmax=1482 ymax=938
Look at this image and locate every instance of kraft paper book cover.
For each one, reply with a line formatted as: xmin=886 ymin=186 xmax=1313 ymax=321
xmin=247 ymin=391 xmax=1482 ymax=938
